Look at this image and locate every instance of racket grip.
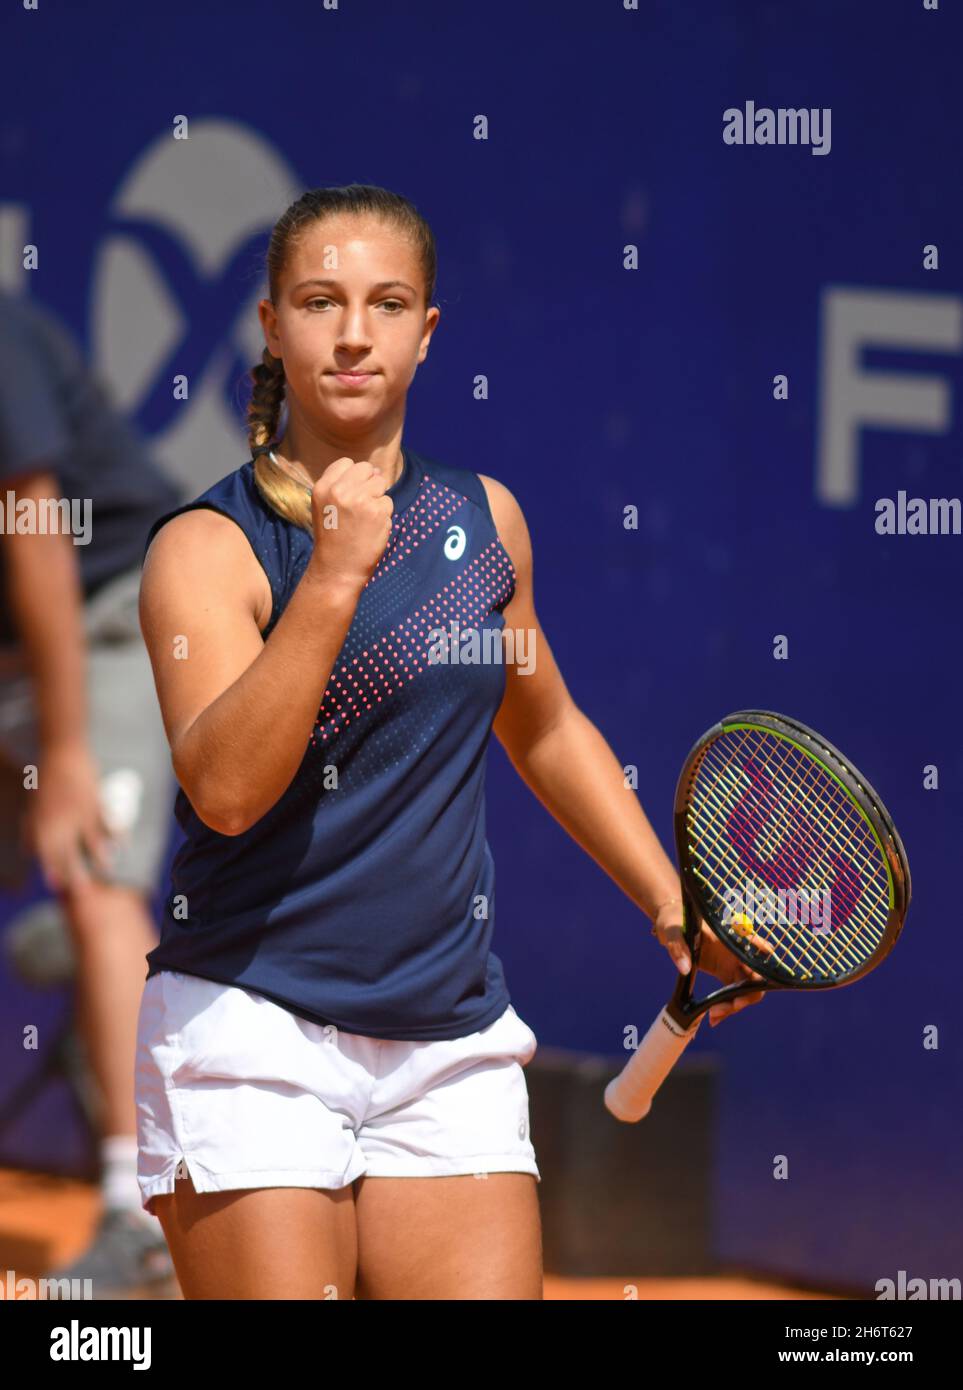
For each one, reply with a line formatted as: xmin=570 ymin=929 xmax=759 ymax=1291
xmin=604 ymin=1007 xmax=704 ymax=1123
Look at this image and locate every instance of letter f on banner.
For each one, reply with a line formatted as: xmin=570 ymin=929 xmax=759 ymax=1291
xmin=816 ymin=286 xmax=963 ymax=505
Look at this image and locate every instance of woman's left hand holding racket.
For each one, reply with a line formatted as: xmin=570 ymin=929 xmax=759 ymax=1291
xmin=651 ymin=900 xmax=770 ymax=1027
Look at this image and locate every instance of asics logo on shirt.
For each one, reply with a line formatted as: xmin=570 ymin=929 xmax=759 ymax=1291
xmin=444 ymin=524 xmax=467 ymax=560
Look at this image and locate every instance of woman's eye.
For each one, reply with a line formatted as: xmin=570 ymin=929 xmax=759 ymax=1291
xmin=306 ymin=298 xmax=403 ymax=312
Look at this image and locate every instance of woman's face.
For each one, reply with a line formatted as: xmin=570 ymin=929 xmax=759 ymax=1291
xmin=260 ymin=214 xmax=439 ymax=434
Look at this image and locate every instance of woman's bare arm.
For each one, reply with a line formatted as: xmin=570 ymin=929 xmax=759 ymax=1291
xmin=140 ymin=454 xmax=397 ymax=835
xmin=3 ymin=467 xmax=89 ymax=754
xmin=140 ymin=506 xmax=363 ymax=835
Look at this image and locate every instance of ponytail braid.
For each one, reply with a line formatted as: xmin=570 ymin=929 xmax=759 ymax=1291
xmin=246 ymin=348 xmax=313 ymax=534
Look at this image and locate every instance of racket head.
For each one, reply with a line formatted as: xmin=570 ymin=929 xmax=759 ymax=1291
xmin=672 ymin=710 xmax=911 ymax=992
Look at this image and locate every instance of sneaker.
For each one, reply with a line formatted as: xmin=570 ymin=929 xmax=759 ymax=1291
xmin=44 ymin=1208 xmax=178 ymax=1299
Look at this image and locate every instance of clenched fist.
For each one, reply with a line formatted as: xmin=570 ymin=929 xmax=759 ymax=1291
xmin=308 ymin=457 xmax=394 ymax=590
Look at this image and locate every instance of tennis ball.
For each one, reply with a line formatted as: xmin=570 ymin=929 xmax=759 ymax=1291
xmin=730 ymin=913 xmax=755 ymax=938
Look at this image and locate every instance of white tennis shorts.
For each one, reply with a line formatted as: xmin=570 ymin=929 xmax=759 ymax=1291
xmin=135 ymin=970 xmax=540 ymax=1214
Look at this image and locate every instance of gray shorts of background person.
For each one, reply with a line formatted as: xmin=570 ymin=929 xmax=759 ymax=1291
xmin=0 ymin=565 xmax=174 ymax=921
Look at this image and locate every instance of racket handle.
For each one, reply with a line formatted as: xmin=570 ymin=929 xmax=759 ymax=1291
xmin=604 ymin=1006 xmax=704 ymax=1123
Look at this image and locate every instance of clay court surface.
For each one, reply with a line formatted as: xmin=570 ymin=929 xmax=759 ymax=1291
xmin=0 ymin=1169 xmax=838 ymax=1300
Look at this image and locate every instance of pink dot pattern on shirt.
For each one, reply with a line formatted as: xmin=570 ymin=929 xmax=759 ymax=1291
xmin=309 ymin=473 xmax=517 ymax=747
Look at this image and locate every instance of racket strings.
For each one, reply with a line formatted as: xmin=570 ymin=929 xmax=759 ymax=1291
xmin=692 ymin=732 xmax=888 ymax=976
xmin=686 ymin=728 xmax=890 ymax=981
xmin=689 ymin=797 xmax=877 ymax=982
xmin=693 ymin=733 xmax=887 ymax=977
xmin=706 ymin=734 xmax=885 ymax=945
xmin=690 ymin=831 xmax=864 ymax=980
xmin=689 ymin=797 xmax=869 ymax=982
xmin=711 ymin=729 xmax=884 ymax=894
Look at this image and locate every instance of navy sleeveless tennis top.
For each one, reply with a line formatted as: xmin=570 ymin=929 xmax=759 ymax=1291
xmin=142 ymin=446 xmax=517 ymax=1041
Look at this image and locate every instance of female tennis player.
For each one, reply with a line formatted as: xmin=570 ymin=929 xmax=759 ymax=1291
xmin=135 ymin=183 xmax=764 ymax=1300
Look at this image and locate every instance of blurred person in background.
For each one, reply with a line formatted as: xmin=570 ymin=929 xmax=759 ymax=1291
xmin=0 ymin=290 xmax=183 ymax=1295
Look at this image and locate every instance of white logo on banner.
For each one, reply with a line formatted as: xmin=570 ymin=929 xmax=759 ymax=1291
xmin=90 ymin=119 xmax=300 ymax=494
xmin=816 ymin=287 xmax=963 ymax=506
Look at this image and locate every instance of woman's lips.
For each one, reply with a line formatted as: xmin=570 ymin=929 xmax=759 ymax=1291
xmin=329 ymin=372 xmax=375 ymax=387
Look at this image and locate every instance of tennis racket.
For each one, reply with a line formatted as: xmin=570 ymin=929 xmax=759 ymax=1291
xmin=604 ymin=709 xmax=911 ymax=1123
